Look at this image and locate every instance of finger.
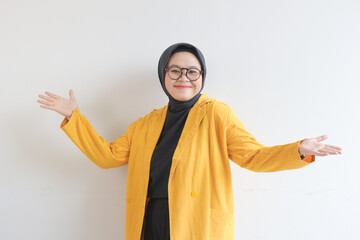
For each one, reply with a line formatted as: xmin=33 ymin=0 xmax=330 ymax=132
xmin=37 ymin=99 xmax=54 ymax=106
xmin=314 ymin=150 xmax=329 ymax=156
xmin=314 ymin=152 xmax=329 ymax=156
xmin=40 ymin=104 xmax=54 ymax=110
xmin=315 ymin=135 xmax=328 ymax=142
xmin=45 ymin=91 xmax=60 ymax=99
xmin=323 ymin=148 xmax=342 ymax=154
xmin=324 ymin=144 xmax=342 ymax=151
xmin=38 ymin=94 xmax=55 ymax=102
xmin=323 ymin=146 xmax=342 ymax=153
xmin=69 ymin=89 xmax=75 ymax=100
xmin=317 ymin=148 xmax=339 ymax=155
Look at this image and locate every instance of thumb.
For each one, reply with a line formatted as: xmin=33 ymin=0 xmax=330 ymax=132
xmin=315 ymin=134 xmax=328 ymax=142
xmin=69 ymin=89 xmax=75 ymax=100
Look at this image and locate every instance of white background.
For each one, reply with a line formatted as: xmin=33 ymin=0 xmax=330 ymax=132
xmin=1 ymin=0 xmax=359 ymax=239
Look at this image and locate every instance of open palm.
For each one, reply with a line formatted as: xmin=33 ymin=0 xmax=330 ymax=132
xmin=299 ymin=135 xmax=342 ymax=156
xmin=37 ymin=89 xmax=78 ymax=120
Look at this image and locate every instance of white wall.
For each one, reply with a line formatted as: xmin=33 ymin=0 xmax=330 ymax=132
xmin=1 ymin=0 xmax=359 ymax=239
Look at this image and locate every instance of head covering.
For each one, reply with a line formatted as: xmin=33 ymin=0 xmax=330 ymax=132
xmin=157 ymin=42 xmax=207 ymax=103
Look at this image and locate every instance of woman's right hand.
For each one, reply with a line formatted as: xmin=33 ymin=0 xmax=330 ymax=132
xmin=37 ymin=89 xmax=79 ymax=120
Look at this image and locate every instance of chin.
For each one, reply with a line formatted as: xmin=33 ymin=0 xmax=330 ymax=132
xmin=173 ymin=95 xmax=193 ymax=101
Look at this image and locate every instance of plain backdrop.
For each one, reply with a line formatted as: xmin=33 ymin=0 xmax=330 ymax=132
xmin=1 ymin=0 xmax=359 ymax=239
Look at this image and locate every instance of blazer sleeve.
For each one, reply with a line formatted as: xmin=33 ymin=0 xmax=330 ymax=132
xmin=60 ymin=107 xmax=135 ymax=169
xmin=225 ymin=105 xmax=315 ymax=172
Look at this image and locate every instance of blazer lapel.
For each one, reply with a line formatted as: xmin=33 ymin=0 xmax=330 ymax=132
xmin=144 ymin=105 xmax=168 ymax=173
xmin=171 ymin=94 xmax=210 ymax=172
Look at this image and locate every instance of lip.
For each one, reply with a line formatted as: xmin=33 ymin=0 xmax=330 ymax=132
xmin=174 ymin=85 xmax=192 ymax=88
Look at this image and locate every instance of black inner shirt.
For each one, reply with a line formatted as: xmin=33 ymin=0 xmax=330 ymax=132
xmin=146 ymin=94 xmax=201 ymax=198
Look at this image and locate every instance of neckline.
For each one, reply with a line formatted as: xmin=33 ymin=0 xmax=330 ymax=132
xmin=168 ymin=94 xmax=201 ymax=113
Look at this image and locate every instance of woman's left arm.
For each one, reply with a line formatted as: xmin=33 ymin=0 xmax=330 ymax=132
xmin=224 ymin=104 xmax=342 ymax=172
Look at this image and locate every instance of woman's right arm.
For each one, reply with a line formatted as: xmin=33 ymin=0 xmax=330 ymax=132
xmin=37 ymin=89 xmax=131 ymax=169
xmin=60 ymin=107 xmax=133 ymax=169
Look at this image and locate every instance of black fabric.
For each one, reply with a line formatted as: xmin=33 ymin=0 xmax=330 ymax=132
xmin=143 ymin=198 xmax=170 ymax=240
xmin=147 ymin=43 xmax=206 ymax=199
xmin=146 ymin=93 xmax=200 ymax=198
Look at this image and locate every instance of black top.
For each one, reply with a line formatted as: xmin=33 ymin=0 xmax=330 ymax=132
xmin=146 ymin=94 xmax=201 ymax=198
xmin=147 ymin=42 xmax=207 ymax=199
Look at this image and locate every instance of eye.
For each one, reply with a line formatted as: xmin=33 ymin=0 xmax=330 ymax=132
xmin=188 ymin=69 xmax=199 ymax=75
xmin=169 ymin=68 xmax=181 ymax=73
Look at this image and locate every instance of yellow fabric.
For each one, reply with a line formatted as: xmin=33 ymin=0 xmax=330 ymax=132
xmin=60 ymin=94 xmax=315 ymax=240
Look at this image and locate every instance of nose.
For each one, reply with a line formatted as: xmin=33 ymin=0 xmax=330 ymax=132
xmin=178 ymin=69 xmax=190 ymax=82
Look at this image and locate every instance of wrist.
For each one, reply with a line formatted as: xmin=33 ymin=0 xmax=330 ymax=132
xmin=66 ymin=108 xmax=76 ymax=120
xmin=66 ymin=112 xmax=73 ymax=120
xmin=298 ymin=139 xmax=306 ymax=155
xmin=298 ymin=147 xmax=304 ymax=155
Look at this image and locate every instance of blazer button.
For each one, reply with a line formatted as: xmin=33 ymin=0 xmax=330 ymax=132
xmin=191 ymin=191 xmax=198 ymax=197
xmin=126 ymin=197 xmax=131 ymax=203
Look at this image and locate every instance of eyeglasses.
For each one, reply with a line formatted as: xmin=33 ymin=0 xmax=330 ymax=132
xmin=165 ymin=66 xmax=203 ymax=81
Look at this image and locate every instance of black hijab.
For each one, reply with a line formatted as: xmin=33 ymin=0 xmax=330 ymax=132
xmin=157 ymin=42 xmax=207 ymax=105
xmin=147 ymin=43 xmax=207 ymax=198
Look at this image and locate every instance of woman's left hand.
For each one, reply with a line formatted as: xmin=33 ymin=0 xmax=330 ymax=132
xmin=298 ymin=135 xmax=342 ymax=156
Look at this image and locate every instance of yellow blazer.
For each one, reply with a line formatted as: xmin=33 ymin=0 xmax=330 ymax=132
xmin=60 ymin=93 xmax=314 ymax=240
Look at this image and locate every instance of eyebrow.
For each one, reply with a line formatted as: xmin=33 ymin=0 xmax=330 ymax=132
xmin=168 ymin=64 xmax=201 ymax=70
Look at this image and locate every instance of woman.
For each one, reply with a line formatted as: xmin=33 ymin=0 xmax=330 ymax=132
xmin=37 ymin=42 xmax=342 ymax=240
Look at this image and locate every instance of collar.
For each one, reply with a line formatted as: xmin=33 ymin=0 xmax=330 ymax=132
xmin=168 ymin=93 xmax=201 ymax=113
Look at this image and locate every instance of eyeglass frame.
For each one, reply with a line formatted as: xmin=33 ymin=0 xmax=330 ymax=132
xmin=164 ymin=66 xmax=203 ymax=81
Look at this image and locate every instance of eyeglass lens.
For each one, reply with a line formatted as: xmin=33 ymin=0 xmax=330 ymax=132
xmin=168 ymin=67 xmax=201 ymax=81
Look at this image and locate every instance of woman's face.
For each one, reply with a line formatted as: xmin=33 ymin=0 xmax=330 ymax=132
xmin=165 ymin=52 xmax=202 ymax=101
